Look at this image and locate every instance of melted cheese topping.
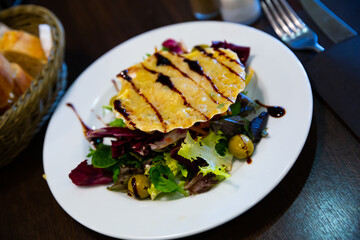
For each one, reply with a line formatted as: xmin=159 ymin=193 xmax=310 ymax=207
xmin=113 ymin=47 xmax=246 ymax=133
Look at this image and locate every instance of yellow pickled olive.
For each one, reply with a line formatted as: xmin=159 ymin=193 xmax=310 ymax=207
xmin=228 ymin=134 xmax=254 ymax=159
xmin=127 ymin=175 xmax=150 ymax=199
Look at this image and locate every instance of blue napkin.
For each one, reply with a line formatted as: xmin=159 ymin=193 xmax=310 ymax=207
xmin=304 ymin=35 xmax=360 ymax=138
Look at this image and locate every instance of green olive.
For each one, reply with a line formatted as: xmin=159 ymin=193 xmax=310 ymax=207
xmin=228 ymin=134 xmax=254 ymax=159
xmin=127 ymin=174 xmax=150 ymax=199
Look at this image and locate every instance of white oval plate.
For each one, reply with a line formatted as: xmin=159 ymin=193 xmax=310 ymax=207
xmin=43 ymin=21 xmax=312 ymax=239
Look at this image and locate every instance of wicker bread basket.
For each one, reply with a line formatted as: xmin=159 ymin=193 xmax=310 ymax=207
xmin=0 ymin=5 xmax=66 ymax=167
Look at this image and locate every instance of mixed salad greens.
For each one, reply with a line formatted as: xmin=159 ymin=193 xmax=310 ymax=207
xmin=68 ymin=39 xmax=270 ymax=200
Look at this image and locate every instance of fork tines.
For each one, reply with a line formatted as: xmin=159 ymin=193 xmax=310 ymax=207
xmin=261 ymin=0 xmax=324 ymax=51
xmin=261 ymin=0 xmax=306 ymax=40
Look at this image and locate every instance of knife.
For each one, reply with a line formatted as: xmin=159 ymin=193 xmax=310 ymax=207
xmin=300 ymin=0 xmax=357 ymax=43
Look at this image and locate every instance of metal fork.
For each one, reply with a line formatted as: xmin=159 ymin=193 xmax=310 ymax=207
xmin=261 ymin=0 xmax=324 ymax=52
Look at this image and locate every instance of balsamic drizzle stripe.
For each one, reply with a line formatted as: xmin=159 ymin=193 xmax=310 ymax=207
xmin=131 ymin=177 xmax=140 ymax=199
xmin=187 ymin=47 xmax=234 ymax=103
xmin=66 ymin=103 xmax=92 ymax=136
xmin=195 ymin=46 xmax=244 ymax=83
xmin=117 ymin=70 xmax=167 ymax=132
xmin=113 ymin=99 xmax=137 ymax=129
xmin=155 ymin=53 xmax=190 ymax=79
xmin=215 ymin=49 xmax=245 ymax=81
xmin=183 ymin=56 xmax=224 ymax=95
xmin=141 ymin=64 xmax=209 ymax=121
xmin=155 ymin=53 xmax=218 ymax=104
xmin=216 ymin=48 xmax=244 ymax=67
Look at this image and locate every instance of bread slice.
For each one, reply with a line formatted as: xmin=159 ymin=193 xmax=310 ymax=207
xmin=11 ymin=63 xmax=33 ymax=96
xmin=0 ymin=53 xmax=15 ymax=112
xmin=0 ymin=30 xmax=47 ymax=78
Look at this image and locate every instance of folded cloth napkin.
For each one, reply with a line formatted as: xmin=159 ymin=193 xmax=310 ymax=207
xmin=304 ymin=35 xmax=360 ymax=138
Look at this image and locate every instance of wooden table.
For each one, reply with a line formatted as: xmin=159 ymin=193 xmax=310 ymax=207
xmin=1 ymin=0 xmax=359 ymax=239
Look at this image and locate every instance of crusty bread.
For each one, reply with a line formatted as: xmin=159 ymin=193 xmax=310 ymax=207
xmin=0 ymin=53 xmax=15 ymax=112
xmin=0 ymin=53 xmax=35 ymax=114
xmin=0 ymin=30 xmax=47 ymax=78
xmin=11 ymin=63 xmax=33 ymax=96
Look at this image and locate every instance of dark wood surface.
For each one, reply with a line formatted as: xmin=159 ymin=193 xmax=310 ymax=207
xmin=1 ymin=0 xmax=359 ymax=239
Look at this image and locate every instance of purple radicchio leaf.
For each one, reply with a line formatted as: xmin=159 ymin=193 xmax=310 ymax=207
xmin=149 ymin=129 xmax=187 ymax=151
xmin=130 ymin=131 xmax=164 ymax=156
xmin=85 ymin=127 xmax=162 ymax=157
xmin=69 ymin=160 xmax=113 ymax=186
xmin=162 ymin=39 xmax=184 ymax=54
xmin=211 ymin=40 xmax=250 ymax=65
xmin=249 ymin=111 xmax=269 ymax=143
xmin=111 ymin=139 xmax=128 ymax=158
xmin=109 ymin=129 xmax=164 ymax=157
xmin=210 ymin=115 xmax=247 ymax=140
xmin=86 ymin=127 xmax=147 ymax=140
xmin=236 ymin=92 xmax=257 ymax=117
xmin=184 ymin=173 xmax=219 ymax=195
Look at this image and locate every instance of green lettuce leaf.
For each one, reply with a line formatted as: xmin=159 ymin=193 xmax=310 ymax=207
xmin=118 ymin=152 xmax=142 ymax=168
xmin=164 ymin=152 xmax=188 ymax=178
xmin=149 ymin=164 xmax=188 ymax=196
xmin=178 ymin=130 xmax=233 ymax=174
xmin=230 ymin=101 xmax=242 ymax=116
xmin=88 ymin=144 xmax=117 ymax=168
xmin=147 ymin=183 xmax=162 ymax=200
xmin=108 ymin=118 xmax=126 ymax=127
xmin=215 ymin=138 xmax=228 ymax=157
xmin=199 ymin=166 xmax=230 ymax=180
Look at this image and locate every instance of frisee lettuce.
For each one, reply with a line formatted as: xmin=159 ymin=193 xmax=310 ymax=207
xmin=178 ymin=130 xmax=233 ymax=175
xmin=164 ymin=152 xmax=188 ymax=178
xmin=199 ymin=166 xmax=230 ymax=180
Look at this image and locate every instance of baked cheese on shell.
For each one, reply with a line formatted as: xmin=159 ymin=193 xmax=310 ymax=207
xmin=114 ymin=47 xmax=246 ymax=133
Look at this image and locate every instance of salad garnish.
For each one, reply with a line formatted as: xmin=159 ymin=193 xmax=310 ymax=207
xmin=68 ymin=39 xmax=285 ymax=200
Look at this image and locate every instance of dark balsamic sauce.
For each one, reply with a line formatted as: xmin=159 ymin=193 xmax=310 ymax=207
xmin=131 ymin=177 xmax=140 ymax=199
xmin=113 ymin=99 xmax=129 ymax=118
xmin=143 ymin=67 xmax=209 ymax=121
xmin=117 ymin=68 xmax=166 ymax=131
xmin=155 ymin=52 xmax=172 ymax=66
xmin=216 ymin=48 xmax=244 ymax=67
xmin=255 ymin=100 xmax=286 ymax=118
xmin=191 ymin=46 xmax=234 ymax=103
xmin=184 ymin=58 xmax=203 ymax=76
xmin=111 ymin=79 xmax=120 ymax=92
xmin=155 ymin=53 xmax=189 ymax=78
xmin=247 ymin=158 xmax=252 ymax=164
xmin=117 ymin=70 xmax=132 ymax=81
xmin=195 ymin=46 xmax=213 ymax=57
xmin=66 ymin=103 xmax=102 ymax=146
xmin=154 ymin=52 xmax=218 ymax=104
xmin=113 ymin=99 xmax=136 ymax=128
xmin=156 ymin=73 xmax=174 ymax=90
xmin=141 ymin=63 xmax=157 ymax=74
xmin=197 ymin=46 xmax=241 ymax=78
xmin=66 ymin=103 xmax=91 ymax=135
